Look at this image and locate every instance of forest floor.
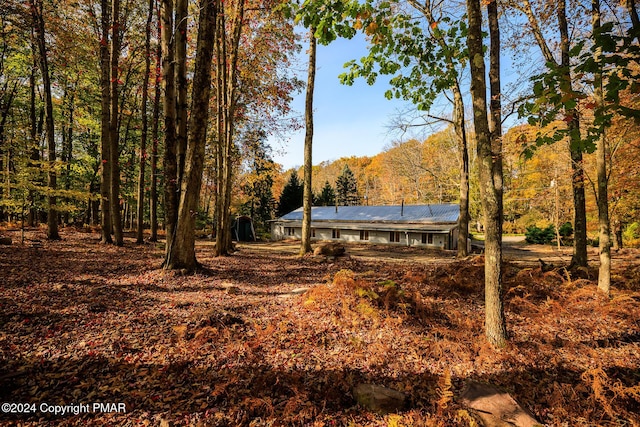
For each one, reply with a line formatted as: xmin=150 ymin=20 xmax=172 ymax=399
xmin=1 ymin=227 xmax=639 ymax=426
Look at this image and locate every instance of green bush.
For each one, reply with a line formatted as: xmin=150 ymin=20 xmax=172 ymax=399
xmin=559 ymin=222 xmax=573 ymax=237
xmin=525 ymin=225 xmax=556 ymax=244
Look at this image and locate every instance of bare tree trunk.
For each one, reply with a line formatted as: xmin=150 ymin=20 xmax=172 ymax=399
xmin=592 ymin=0 xmax=611 ymax=295
xmin=61 ymin=77 xmax=77 ymax=225
xmin=558 ymin=0 xmax=588 ymax=268
xmin=453 ymin=86 xmax=469 ymax=257
xmin=466 ymin=0 xmax=507 ymax=348
xmin=164 ymin=0 xmax=216 ymax=271
xmin=32 ymin=0 xmax=59 ymax=240
xmin=109 ymin=0 xmax=124 ymax=246
xmin=214 ymin=0 xmax=244 ymax=256
xmin=175 ymin=0 xmax=188 ymax=189
xmin=214 ymin=0 xmax=226 ymax=256
xmin=100 ymin=0 xmax=113 ymax=243
xmin=137 ymin=0 xmax=154 ymax=244
xmin=149 ymin=3 xmax=162 ymax=242
xmin=27 ymin=56 xmax=39 ymax=227
xmin=161 ymin=0 xmax=178 ymax=255
xmin=300 ymin=29 xmax=316 ymax=256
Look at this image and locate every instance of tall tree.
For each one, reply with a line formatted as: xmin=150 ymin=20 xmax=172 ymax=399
xmin=277 ymin=171 xmax=303 ymax=217
xmin=109 ymin=0 xmax=123 ymax=246
xmin=317 ymin=180 xmax=335 ymax=206
xmin=163 ymin=0 xmax=217 ymax=270
xmin=161 ymin=0 xmax=178 ymax=254
xmin=336 ymin=164 xmax=359 ymax=206
xmin=466 ymin=0 xmax=507 ymax=347
xmin=31 ymin=0 xmax=59 ymax=240
xmin=149 ymin=0 xmax=162 ymax=242
xmin=136 ymin=0 xmax=154 ymax=244
xmin=592 ymin=0 xmax=611 ymax=294
xmin=99 ymin=0 xmax=112 ymax=243
xmin=300 ymin=29 xmax=316 ymax=255
xmin=214 ymin=0 xmax=246 ymax=256
xmin=511 ymin=0 xmax=589 ymax=268
xmin=175 ymin=0 xmax=188 ymax=188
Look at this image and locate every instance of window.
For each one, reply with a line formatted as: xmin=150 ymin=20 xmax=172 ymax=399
xmin=359 ymin=230 xmax=369 ymax=241
xmin=311 ymin=228 xmax=316 ymax=238
xmin=428 ymin=233 xmax=433 ymax=244
xmin=286 ymin=227 xmax=295 ymax=236
xmin=332 ymin=229 xmax=341 ymax=239
xmin=422 ymin=233 xmax=427 ymax=244
xmin=422 ymin=233 xmax=433 ymax=244
xmin=389 ymin=231 xmax=400 ymax=243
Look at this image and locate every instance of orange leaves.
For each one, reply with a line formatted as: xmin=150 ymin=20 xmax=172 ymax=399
xmin=1 ymin=229 xmax=640 ymax=425
xmin=364 ymin=21 xmax=378 ymax=36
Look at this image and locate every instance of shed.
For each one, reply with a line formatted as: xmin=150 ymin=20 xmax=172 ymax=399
xmin=233 ymin=216 xmax=256 ymax=242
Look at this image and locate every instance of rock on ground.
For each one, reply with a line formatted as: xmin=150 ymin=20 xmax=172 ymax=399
xmin=353 ymin=383 xmax=406 ymax=414
xmin=461 ymin=381 xmax=542 ymax=427
xmin=313 ymin=242 xmax=346 ymax=257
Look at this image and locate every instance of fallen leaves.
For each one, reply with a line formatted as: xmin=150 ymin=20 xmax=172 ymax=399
xmin=0 ymin=228 xmax=639 ymax=426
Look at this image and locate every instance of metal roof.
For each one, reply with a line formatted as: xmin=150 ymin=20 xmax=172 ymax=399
xmin=278 ymin=204 xmax=459 ymax=224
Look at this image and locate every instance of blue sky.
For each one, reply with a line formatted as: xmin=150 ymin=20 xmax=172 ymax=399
xmin=269 ymin=27 xmax=537 ymax=171
xmin=271 ymin=33 xmax=412 ymax=170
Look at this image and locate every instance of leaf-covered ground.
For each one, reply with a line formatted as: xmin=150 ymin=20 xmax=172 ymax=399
xmin=1 ymin=228 xmax=639 ymax=426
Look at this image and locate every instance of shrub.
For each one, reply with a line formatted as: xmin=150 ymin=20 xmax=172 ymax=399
xmin=559 ymin=221 xmax=573 ymax=237
xmin=525 ymin=224 xmax=556 ymax=244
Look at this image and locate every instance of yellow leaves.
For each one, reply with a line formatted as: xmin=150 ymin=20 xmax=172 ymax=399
xmin=365 ymin=21 xmax=378 ymax=36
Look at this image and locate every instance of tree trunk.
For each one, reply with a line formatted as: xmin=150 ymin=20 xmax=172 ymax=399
xmin=32 ymin=0 xmax=59 ymax=240
xmin=214 ymin=0 xmax=244 ymax=256
xmin=453 ymin=85 xmax=469 ymax=257
xmin=137 ymin=0 xmax=154 ymax=244
xmin=558 ymin=0 xmax=588 ymax=268
xmin=627 ymin=0 xmax=640 ymax=37
xmin=149 ymin=3 xmax=162 ymax=242
xmin=214 ymin=13 xmax=225 ymax=256
xmin=62 ymin=80 xmax=76 ymax=225
xmin=175 ymin=0 xmax=188 ymax=190
xmin=109 ymin=0 xmax=124 ymax=246
xmin=519 ymin=0 xmax=588 ymax=268
xmin=164 ymin=0 xmax=216 ymax=271
xmin=27 ymin=58 xmax=39 ymax=227
xmin=592 ymin=0 xmax=611 ymax=295
xmin=466 ymin=0 xmax=507 ymax=348
xmin=100 ymin=0 xmax=113 ymax=243
xmin=300 ymin=29 xmax=316 ymax=256
xmin=161 ymin=0 xmax=178 ymax=254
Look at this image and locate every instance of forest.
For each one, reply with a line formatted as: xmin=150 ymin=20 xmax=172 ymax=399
xmin=1 ymin=0 xmax=640 ymax=425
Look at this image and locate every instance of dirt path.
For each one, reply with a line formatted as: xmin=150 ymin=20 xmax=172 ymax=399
xmin=237 ymin=238 xmax=579 ymax=266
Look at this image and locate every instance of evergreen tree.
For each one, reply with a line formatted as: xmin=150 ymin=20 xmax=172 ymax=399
xmin=316 ymin=180 xmax=335 ymax=206
xmin=335 ymin=165 xmax=359 ymax=206
xmin=277 ymin=171 xmax=303 ymax=217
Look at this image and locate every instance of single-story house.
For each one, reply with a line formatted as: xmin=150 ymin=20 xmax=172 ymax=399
xmin=271 ymin=204 xmax=460 ymax=250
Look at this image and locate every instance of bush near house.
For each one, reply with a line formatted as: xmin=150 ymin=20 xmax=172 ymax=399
xmin=525 ymin=225 xmax=556 ymax=244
